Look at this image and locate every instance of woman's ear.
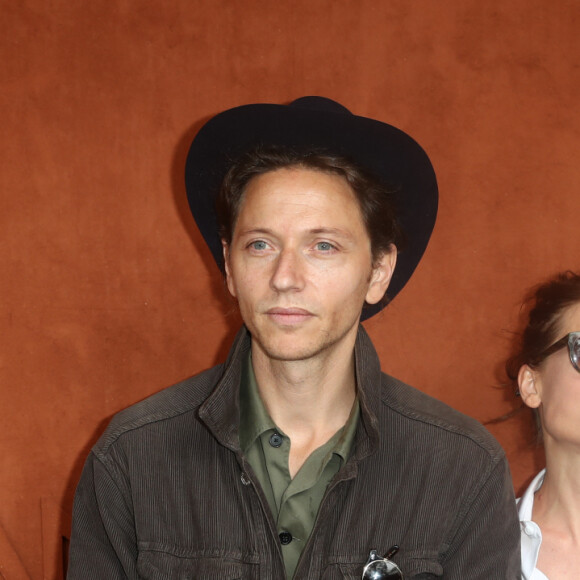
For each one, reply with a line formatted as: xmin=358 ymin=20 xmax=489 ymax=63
xmin=518 ymin=364 xmax=542 ymax=409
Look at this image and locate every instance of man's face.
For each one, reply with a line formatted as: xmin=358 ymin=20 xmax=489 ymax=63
xmin=223 ymin=167 xmax=395 ymax=364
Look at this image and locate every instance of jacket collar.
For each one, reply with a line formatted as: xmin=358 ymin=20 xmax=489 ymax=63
xmin=198 ymin=325 xmax=382 ymax=462
xmin=198 ymin=326 xmax=251 ymax=451
xmin=336 ymin=324 xmax=382 ymax=480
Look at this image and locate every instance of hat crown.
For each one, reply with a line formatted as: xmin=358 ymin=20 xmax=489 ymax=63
xmin=289 ymin=96 xmax=352 ymax=116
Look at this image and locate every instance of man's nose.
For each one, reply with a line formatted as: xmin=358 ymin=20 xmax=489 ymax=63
xmin=270 ymin=249 xmax=305 ymax=292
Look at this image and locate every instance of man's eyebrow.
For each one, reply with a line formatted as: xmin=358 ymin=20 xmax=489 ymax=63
xmin=236 ymin=227 xmax=355 ymax=239
xmin=236 ymin=227 xmax=275 ymax=237
xmin=309 ymin=227 xmax=353 ymax=238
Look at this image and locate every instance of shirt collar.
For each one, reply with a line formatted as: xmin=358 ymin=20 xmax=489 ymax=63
xmin=238 ymin=351 xmax=276 ymax=453
xmin=238 ymin=348 xmax=360 ymax=462
xmin=332 ymin=396 xmax=360 ymax=463
xmin=199 ymin=325 xmax=381 ymax=459
xmin=518 ymin=469 xmax=546 ymax=521
xmin=517 ymin=469 xmax=545 ymax=580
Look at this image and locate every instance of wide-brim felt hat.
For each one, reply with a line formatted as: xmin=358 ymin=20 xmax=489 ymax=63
xmin=185 ymin=96 xmax=438 ymax=320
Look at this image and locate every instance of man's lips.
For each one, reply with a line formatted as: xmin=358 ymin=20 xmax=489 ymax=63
xmin=265 ymin=307 xmax=314 ymax=324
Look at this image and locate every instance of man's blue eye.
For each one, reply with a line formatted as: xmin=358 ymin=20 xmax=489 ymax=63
xmin=316 ymin=242 xmax=334 ymax=251
xmin=251 ymin=241 xmax=268 ymax=250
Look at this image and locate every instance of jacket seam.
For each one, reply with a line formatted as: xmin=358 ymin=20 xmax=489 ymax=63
xmin=378 ymin=392 xmax=504 ymax=460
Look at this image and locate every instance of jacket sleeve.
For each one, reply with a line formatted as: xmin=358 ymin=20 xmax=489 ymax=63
xmin=67 ymin=451 xmax=139 ymax=579
xmin=442 ymin=455 xmax=521 ymax=579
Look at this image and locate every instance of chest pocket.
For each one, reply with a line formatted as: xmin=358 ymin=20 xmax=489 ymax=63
xmin=321 ymin=554 xmax=442 ymax=579
xmin=137 ymin=548 xmax=260 ymax=579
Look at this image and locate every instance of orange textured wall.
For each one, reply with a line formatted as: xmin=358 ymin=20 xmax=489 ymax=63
xmin=1 ymin=1 xmax=578 ymax=577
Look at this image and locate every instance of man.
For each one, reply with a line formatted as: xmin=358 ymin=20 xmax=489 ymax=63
xmin=67 ymin=97 xmax=521 ymax=578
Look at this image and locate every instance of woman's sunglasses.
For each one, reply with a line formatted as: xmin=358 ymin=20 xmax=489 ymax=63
xmin=536 ymin=331 xmax=580 ymax=373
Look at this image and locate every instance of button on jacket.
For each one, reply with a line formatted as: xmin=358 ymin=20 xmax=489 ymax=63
xmin=67 ymin=326 xmax=521 ymax=579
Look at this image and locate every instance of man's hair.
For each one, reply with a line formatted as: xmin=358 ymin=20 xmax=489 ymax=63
xmin=216 ymin=145 xmax=403 ymax=266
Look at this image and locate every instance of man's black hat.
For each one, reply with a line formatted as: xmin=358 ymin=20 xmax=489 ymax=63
xmin=185 ymin=96 xmax=438 ymax=320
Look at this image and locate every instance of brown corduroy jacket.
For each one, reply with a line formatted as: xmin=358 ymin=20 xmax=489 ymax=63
xmin=67 ymin=326 xmax=521 ymax=579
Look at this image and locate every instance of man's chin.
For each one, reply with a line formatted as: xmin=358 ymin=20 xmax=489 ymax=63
xmin=250 ymin=334 xmax=338 ymax=364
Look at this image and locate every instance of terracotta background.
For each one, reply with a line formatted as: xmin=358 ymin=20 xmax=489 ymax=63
xmin=1 ymin=1 xmax=578 ymax=577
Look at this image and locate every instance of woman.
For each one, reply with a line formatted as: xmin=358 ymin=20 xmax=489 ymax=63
xmin=506 ymin=271 xmax=580 ymax=579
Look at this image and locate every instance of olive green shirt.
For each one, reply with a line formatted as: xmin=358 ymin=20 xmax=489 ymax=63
xmin=239 ymin=353 xmax=359 ymax=579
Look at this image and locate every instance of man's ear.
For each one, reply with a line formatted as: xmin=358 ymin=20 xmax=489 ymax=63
xmin=222 ymin=240 xmax=237 ymax=298
xmin=518 ymin=364 xmax=542 ymax=409
xmin=365 ymin=245 xmax=397 ymax=305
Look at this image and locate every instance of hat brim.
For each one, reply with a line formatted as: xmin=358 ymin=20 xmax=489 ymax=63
xmin=185 ymin=97 xmax=438 ymax=321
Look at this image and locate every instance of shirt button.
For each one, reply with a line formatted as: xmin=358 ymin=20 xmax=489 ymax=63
xmin=279 ymin=531 xmax=293 ymax=545
xmin=269 ymin=432 xmax=283 ymax=448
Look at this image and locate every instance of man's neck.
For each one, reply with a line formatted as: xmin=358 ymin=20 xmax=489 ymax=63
xmin=250 ymin=335 xmax=358 ymax=477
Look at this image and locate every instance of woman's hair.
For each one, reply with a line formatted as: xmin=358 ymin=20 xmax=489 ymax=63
xmin=492 ymin=271 xmax=580 ymax=439
xmin=505 ymin=270 xmax=580 ymax=384
xmin=216 ymin=145 xmax=404 ymax=267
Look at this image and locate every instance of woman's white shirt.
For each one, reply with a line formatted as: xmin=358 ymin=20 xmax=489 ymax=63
xmin=517 ymin=469 xmax=548 ymax=580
